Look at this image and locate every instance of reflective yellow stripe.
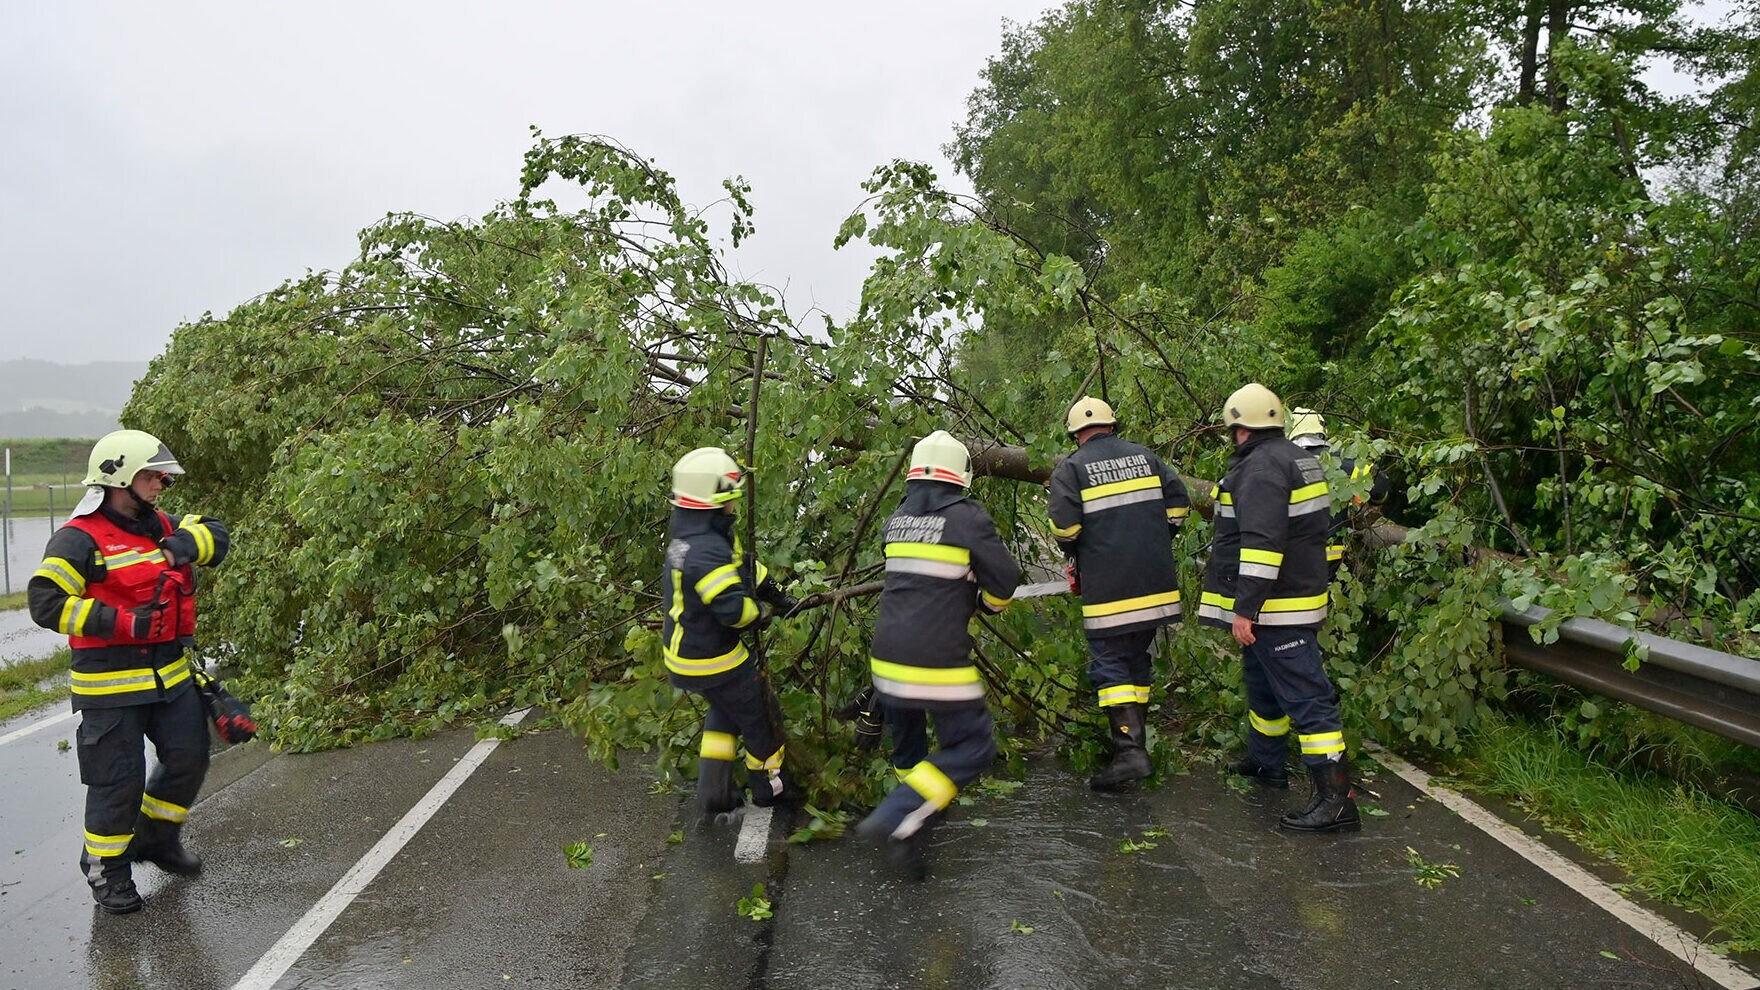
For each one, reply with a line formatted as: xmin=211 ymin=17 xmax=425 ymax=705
xmin=1240 ymin=548 xmax=1283 ymax=566
xmin=870 ymin=659 xmax=980 ymax=685
xmin=1051 ymin=520 xmax=1082 ymax=539
xmin=695 ymin=564 xmax=741 ymax=603
xmin=141 ymin=792 xmax=189 ymax=823
xmin=884 ymin=542 xmax=971 ymax=565
xmin=700 ymin=731 xmax=737 ymax=761
xmin=1250 ymin=710 xmax=1291 ymax=737
xmin=1350 ymin=464 xmax=1372 ymax=480
xmin=1289 ymin=482 xmax=1328 ymax=504
xmin=1096 ymin=684 xmax=1140 ymax=707
xmin=1200 ymin=591 xmax=1234 ymax=608
xmin=663 ymin=641 xmax=749 ymax=677
xmin=1081 ymin=475 xmax=1159 ymax=501
xmin=667 ymin=571 xmax=687 ymax=660
xmin=105 ymin=548 xmax=169 ymax=571
xmin=732 ymin=598 xmax=760 ymax=629
xmin=980 ymin=589 xmax=1011 ymax=610
xmin=84 ymin=830 xmax=133 ymax=858
xmin=1299 ymin=731 xmax=1346 ymax=756
xmin=1261 ymin=593 xmax=1329 ymax=613
xmin=1326 ymin=545 xmax=1346 ymax=562
xmin=744 ymin=745 xmax=784 ymax=771
xmin=1081 ymin=590 xmax=1180 ymax=618
xmin=69 ymin=656 xmax=190 ymax=696
xmin=35 ymin=557 xmax=84 ymax=596
xmin=186 ymin=520 xmax=217 ymax=563
xmin=57 ymin=597 xmax=95 ymax=636
xmin=903 ymin=761 xmax=957 ymax=810
xmin=1166 ymin=507 xmax=1189 ymax=520
xmin=1213 ymin=488 xmax=1230 ymax=504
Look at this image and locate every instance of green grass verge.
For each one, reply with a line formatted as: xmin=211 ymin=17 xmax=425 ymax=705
xmin=0 ymin=590 xmax=25 ymax=611
xmin=1454 ymin=714 xmax=1760 ymax=954
xmin=0 ymin=649 xmax=69 ymax=722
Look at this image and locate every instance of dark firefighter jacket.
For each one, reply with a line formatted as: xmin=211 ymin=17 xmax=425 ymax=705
xmin=1199 ymin=431 xmax=1331 ymax=630
xmin=1047 ymin=431 xmax=1190 ymax=635
xmin=29 ymin=502 xmax=230 ymax=710
xmin=1307 ymin=444 xmax=1391 ymax=572
xmin=869 ymin=481 xmax=1021 ymax=710
xmin=661 ymin=507 xmax=770 ymax=689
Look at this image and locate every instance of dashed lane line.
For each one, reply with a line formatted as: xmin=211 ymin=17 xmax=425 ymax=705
xmin=1367 ymin=742 xmax=1760 ymax=990
xmin=0 ymin=709 xmax=75 ymax=748
xmin=229 ymin=708 xmax=534 ymax=990
xmin=734 ymin=805 xmax=773 ymax=863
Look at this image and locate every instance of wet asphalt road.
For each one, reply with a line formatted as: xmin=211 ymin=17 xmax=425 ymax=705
xmin=4 ymin=698 xmax=1757 ymax=990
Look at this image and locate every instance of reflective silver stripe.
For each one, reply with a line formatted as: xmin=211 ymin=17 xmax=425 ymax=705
xmin=1257 ymin=607 xmax=1327 ymax=626
xmin=1083 ymin=602 xmax=1181 ymax=630
xmin=884 ymin=558 xmax=973 ymax=580
xmin=1081 ymin=488 xmax=1164 ymax=513
xmin=1288 ymin=497 xmax=1331 ymax=517
xmin=1239 ymin=562 xmax=1280 ymax=580
xmin=1197 ymin=603 xmax=1237 ymax=623
xmin=872 ymin=675 xmax=986 ymax=702
xmin=1216 ymin=505 xmax=1236 ymax=517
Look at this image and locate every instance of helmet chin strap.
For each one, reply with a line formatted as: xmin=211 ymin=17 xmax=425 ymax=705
xmin=124 ymin=486 xmax=157 ymax=517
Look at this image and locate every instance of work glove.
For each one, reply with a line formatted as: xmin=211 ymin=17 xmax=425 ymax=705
xmin=159 ymin=529 xmax=200 ymax=567
xmin=126 ymin=601 xmax=170 ymax=640
xmin=837 ymin=686 xmax=884 ymax=751
xmin=756 ymin=578 xmax=803 ymax=618
xmin=1066 ymin=564 xmax=1081 ymax=595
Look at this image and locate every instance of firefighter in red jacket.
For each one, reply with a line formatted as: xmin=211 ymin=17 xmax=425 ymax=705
xmin=28 ymin=430 xmax=231 ymax=913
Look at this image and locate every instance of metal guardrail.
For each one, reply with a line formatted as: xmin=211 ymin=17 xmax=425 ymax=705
xmin=1500 ymin=603 xmax=1760 ymax=749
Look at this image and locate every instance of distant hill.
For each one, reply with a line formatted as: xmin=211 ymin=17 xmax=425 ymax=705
xmin=0 ymin=359 xmax=149 ymax=439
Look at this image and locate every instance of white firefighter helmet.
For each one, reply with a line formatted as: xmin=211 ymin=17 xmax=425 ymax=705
xmin=83 ymin=430 xmax=183 ymax=487
xmin=670 ymin=447 xmax=744 ymax=509
xmin=1222 ymin=383 xmax=1285 ymax=431
xmin=1287 ymin=407 xmax=1328 ymax=447
xmin=906 ymin=430 xmax=972 ymax=487
xmin=1065 ymin=396 xmax=1118 ymax=435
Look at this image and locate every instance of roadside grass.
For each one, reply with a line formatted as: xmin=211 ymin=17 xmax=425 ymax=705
xmin=0 ymin=649 xmax=68 ymax=722
xmin=2 ymin=472 xmax=82 ymax=516
xmin=1457 ymin=714 xmax=1760 ymax=954
xmin=0 ymin=590 xmax=25 ymax=611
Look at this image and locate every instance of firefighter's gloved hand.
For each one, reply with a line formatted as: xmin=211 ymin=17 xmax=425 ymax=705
xmin=1066 ymin=565 xmax=1081 ymax=594
xmin=748 ymin=604 xmax=775 ymax=634
xmin=126 ymin=602 xmax=169 ymax=640
xmin=756 ymin=579 xmax=803 ymax=618
xmin=159 ymin=529 xmax=200 ymax=567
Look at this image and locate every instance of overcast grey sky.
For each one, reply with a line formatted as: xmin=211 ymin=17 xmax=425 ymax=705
xmin=1 ymin=1 xmax=1060 ymax=364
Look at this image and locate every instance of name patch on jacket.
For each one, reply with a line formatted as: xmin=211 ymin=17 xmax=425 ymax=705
xmin=885 ymin=515 xmax=947 ymax=545
xmin=1083 ymin=454 xmax=1151 ymax=486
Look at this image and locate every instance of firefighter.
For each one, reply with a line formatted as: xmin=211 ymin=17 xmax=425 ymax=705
xmin=1286 ymin=408 xmax=1389 ymax=580
xmin=1199 ymin=385 xmax=1359 ymax=832
xmin=660 ymin=446 xmax=801 ymax=823
xmin=28 ymin=430 xmax=232 ymax=913
xmin=1048 ymin=397 xmax=1190 ymax=790
xmin=854 ymin=431 xmax=1021 ymax=879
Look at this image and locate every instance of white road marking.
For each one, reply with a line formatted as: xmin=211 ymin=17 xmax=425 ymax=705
xmin=229 ymin=708 xmax=533 ymax=990
xmin=0 ymin=709 xmax=75 ymax=748
xmin=1366 ymin=743 xmax=1760 ymax=990
xmin=734 ymin=805 xmax=773 ymax=863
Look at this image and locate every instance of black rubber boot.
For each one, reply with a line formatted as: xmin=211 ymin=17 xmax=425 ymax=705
xmin=130 ymin=816 xmax=203 ymax=877
xmin=1279 ymin=759 xmax=1361 ymax=833
xmin=83 ymin=853 xmax=144 ymax=915
xmin=855 ymin=813 xmax=930 ymax=882
xmin=747 ymin=764 xmax=793 ymax=809
xmin=1088 ymin=702 xmax=1151 ymax=791
xmin=1227 ymin=755 xmax=1291 ymax=789
xmin=697 ymin=758 xmax=744 ymax=825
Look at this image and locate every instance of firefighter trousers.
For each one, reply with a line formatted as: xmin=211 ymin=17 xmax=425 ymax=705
xmin=866 ymin=702 xmax=997 ymax=840
xmin=75 ymin=685 xmax=210 ymax=867
xmin=1086 ymin=626 xmax=1158 ymax=709
xmin=1240 ymin=625 xmax=1345 ymax=770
